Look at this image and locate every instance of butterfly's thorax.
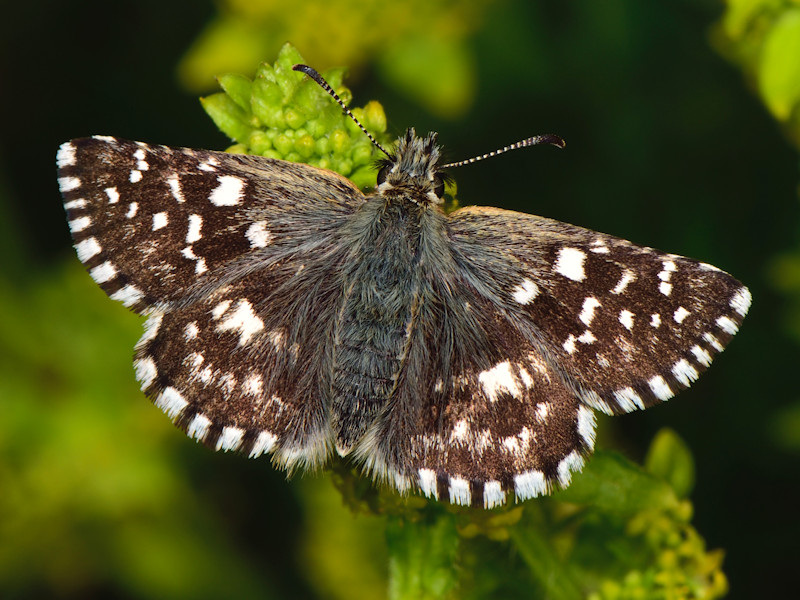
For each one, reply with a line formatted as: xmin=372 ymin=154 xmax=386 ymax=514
xmin=329 ymin=132 xmax=449 ymax=454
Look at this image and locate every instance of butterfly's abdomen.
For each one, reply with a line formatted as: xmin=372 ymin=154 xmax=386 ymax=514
xmin=330 ymin=200 xmax=422 ymax=454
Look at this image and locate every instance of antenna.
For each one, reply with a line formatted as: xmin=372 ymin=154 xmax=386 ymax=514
xmin=441 ymin=134 xmax=565 ymax=169
xmin=292 ymin=64 xmax=392 ymax=158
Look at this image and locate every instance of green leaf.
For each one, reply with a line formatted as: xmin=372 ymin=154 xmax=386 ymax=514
xmin=554 ymin=450 xmax=680 ymax=515
xmin=201 ymin=43 xmax=391 ymax=189
xmin=644 ymin=428 xmax=696 ymax=498
xmin=759 ymin=9 xmax=800 ymax=120
xmin=199 ymin=93 xmax=254 ymax=143
xmin=386 ymin=509 xmax=460 ymax=600
xmin=217 ymin=73 xmax=253 ymax=112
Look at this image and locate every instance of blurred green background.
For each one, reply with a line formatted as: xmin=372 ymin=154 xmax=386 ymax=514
xmin=2 ymin=0 xmax=800 ymax=598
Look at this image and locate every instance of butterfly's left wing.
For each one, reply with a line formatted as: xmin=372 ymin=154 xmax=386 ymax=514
xmin=58 ymin=137 xmax=366 ymax=468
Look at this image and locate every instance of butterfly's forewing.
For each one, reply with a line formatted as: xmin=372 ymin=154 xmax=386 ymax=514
xmin=58 ymin=137 xmax=363 ymax=310
xmin=447 ymin=206 xmax=750 ymax=415
xmin=58 ymin=137 xmax=365 ymax=467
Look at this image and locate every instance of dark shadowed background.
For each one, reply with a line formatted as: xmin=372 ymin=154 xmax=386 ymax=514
xmin=1 ymin=0 xmax=798 ymax=598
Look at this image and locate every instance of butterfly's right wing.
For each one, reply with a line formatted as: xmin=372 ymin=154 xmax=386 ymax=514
xmin=361 ymin=204 xmax=748 ymax=507
xmin=58 ymin=137 xmax=365 ymax=468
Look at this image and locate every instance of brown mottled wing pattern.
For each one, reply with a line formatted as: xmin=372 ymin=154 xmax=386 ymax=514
xmin=374 ymin=205 xmax=748 ymax=507
xmin=58 ymin=136 xmax=364 ymax=468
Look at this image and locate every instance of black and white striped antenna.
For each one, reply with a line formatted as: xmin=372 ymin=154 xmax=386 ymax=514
xmin=293 ymin=63 xmax=565 ymax=167
xmin=441 ymin=134 xmax=565 ymax=169
xmin=292 ymin=64 xmax=392 ymax=158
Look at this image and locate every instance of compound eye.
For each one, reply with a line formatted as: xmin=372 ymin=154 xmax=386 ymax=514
xmin=433 ymin=174 xmax=445 ymax=199
xmin=377 ymin=164 xmax=392 ymax=185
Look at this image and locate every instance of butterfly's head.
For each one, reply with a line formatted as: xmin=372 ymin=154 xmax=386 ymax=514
xmin=375 ymin=128 xmax=448 ymax=206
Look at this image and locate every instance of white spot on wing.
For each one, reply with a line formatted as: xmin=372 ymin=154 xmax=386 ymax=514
xmin=512 ymin=278 xmax=540 ymax=304
xmin=703 ymin=332 xmax=724 ymax=351
xmin=243 ymin=373 xmax=264 ymax=397
xmin=64 ymin=199 xmax=87 ymax=210
xmin=186 ymin=214 xmax=203 ymax=243
xmin=554 ymin=247 xmax=587 ymax=281
xmin=198 ymin=156 xmax=219 ymax=172
xmin=483 ymin=481 xmax=505 ymax=509
xmin=716 ymin=316 xmax=739 ymax=335
xmin=129 ymin=170 xmax=143 ymax=183
xmin=209 ymin=175 xmax=245 ymax=206
xmin=187 ymin=414 xmax=212 ymax=441
xmin=136 ymin=313 xmax=163 ymax=348
xmin=156 ymin=387 xmax=188 ymax=420
xmin=614 ymin=387 xmax=644 ymax=411
xmin=246 ymin=221 xmax=272 ymax=248
xmin=57 ymin=142 xmax=76 ymax=167
xmin=418 ymin=468 xmax=438 ymax=499
xmin=59 ymin=176 xmax=81 ymax=192
xmin=673 ymin=306 xmax=690 ymax=323
xmin=619 ymin=309 xmax=634 ymax=330
xmin=90 ymin=261 xmax=117 ymax=284
xmin=126 ymin=203 xmax=138 ymax=218
xmin=249 ymin=430 xmax=277 ymax=457
xmin=75 ymin=237 xmax=101 ymax=262
xmin=450 ymin=419 xmax=469 ymax=442
xmin=110 ymin=284 xmax=143 ymax=307
xmin=650 ymin=313 xmax=661 ymax=328
xmin=184 ymin=321 xmax=199 ymax=340
xmin=216 ymin=426 xmax=244 ymax=452
xmin=691 ymin=345 xmax=713 ymax=367
xmin=152 ymin=212 xmax=168 ymax=231
xmin=648 ymin=375 xmax=674 ymax=401
xmin=104 ymin=187 xmax=119 ymax=204
xmin=211 ymin=300 xmax=232 ymax=320
xmin=514 ymin=470 xmax=547 ymax=501
xmin=730 ymin=287 xmax=752 ymax=316
xmin=69 ymin=216 xmax=91 ymax=233
xmin=579 ymin=297 xmax=601 ymax=326
xmin=577 ymin=406 xmax=596 ymax=450
xmin=611 ymin=270 xmax=635 ymax=294
xmin=134 ymin=357 xmax=157 ymax=390
xmin=659 ymin=282 xmax=673 ymax=296
xmin=215 ymin=298 xmax=264 ymax=345
xmin=167 ymin=175 xmax=184 ymax=203
xmin=478 ymin=361 xmax=522 ymax=402
xmin=672 ymin=359 xmax=699 ymax=386
xmin=449 ymin=477 xmax=471 ymax=506
xmin=557 ymin=450 xmax=585 ymax=487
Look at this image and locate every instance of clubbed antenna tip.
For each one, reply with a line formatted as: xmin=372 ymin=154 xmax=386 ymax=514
xmin=441 ymin=134 xmax=566 ymax=170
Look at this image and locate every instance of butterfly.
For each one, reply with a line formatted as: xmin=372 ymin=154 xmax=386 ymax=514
xmin=57 ymin=65 xmax=750 ymax=508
